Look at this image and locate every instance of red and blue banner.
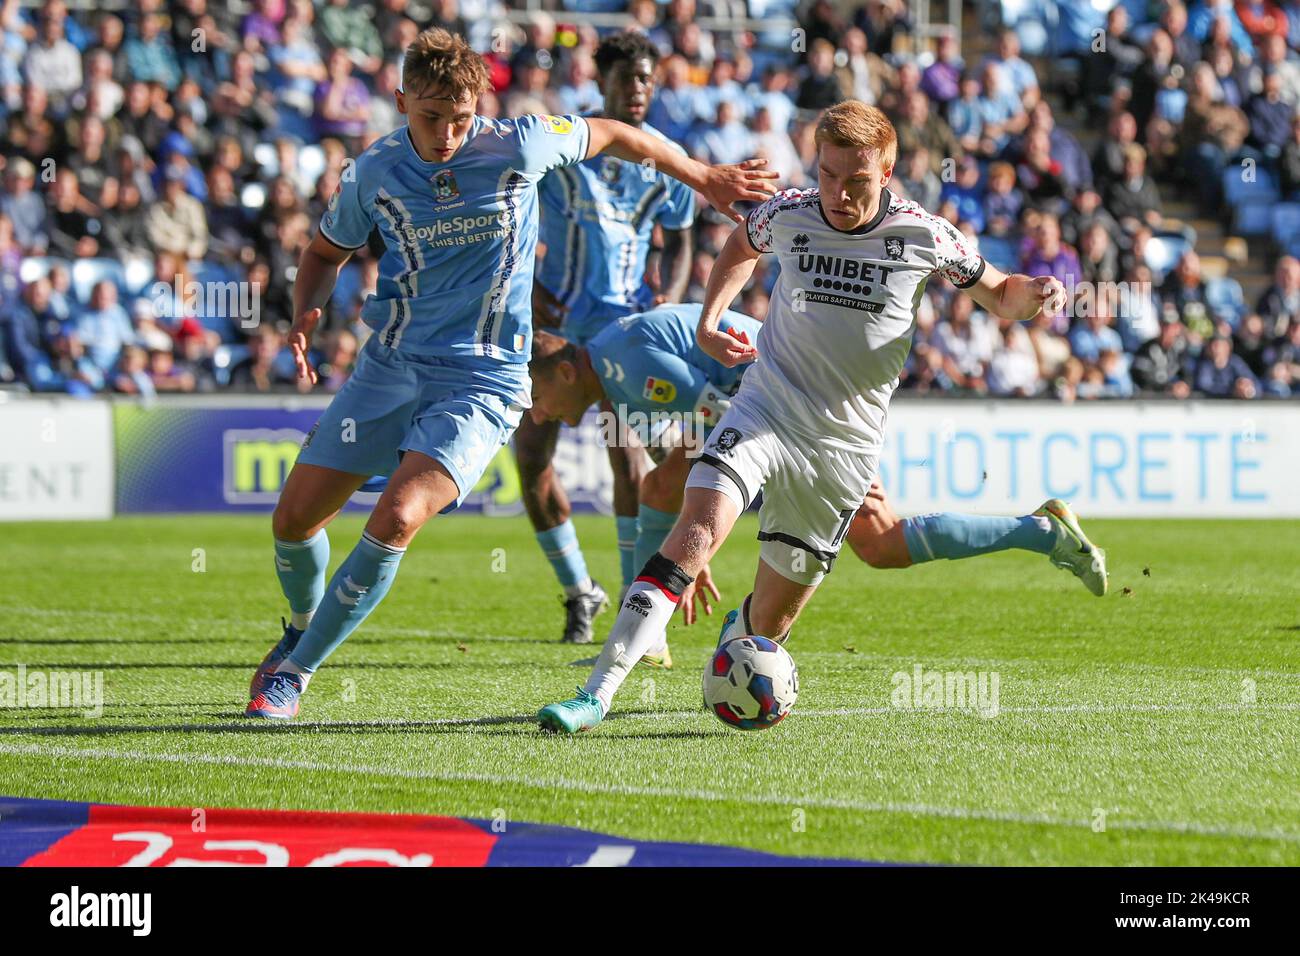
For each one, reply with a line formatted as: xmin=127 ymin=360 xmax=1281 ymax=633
xmin=1 ymin=797 xmax=877 ymax=867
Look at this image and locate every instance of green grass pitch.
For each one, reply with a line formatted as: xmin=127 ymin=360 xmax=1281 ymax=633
xmin=0 ymin=514 xmax=1296 ymax=865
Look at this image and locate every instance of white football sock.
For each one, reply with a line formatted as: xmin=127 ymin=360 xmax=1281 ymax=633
xmin=584 ymin=580 xmax=679 ymax=709
xmin=563 ymin=577 xmax=594 ymax=600
xmin=273 ymin=658 xmax=313 ymax=688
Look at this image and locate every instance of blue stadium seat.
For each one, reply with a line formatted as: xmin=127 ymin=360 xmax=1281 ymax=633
xmin=977 ymin=234 xmax=1017 ymax=274
xmin=1205 ymin=277 xmax=1246 ymax=327
xmin=212 ymin=344 xmax=249 ymax=387
xmin=1233 ymin=198 xmax=1274 ymax=237
xmin=18 ymin=256 xmax=70 ymax=286
xmin=123 ymin=256 xmax=154 ymax=297
xmin=70 ymin=257 xmax=128 ymax=304
xmin=298 ymin=145 xmax=327 ymax=187
xmin=240 ymin=182 xmax=267 ymax=210
xmin=1221 ymin=164 xmax=1279 ymax=208
xmin=1269 ymin=202 xmax=1300 ymax=247
xmin=1143 ymin=233 xmax=1191 ymax=280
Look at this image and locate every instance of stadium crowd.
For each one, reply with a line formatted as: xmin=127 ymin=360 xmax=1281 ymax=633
xmin=1 ymin=0 xmax=1299 ymax=400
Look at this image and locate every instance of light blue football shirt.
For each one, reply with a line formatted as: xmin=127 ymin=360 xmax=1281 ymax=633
xmin=319 ymin=113 xmax=591 ymax=364
xmin=536 ymin=119 xmax=696 ymax=344
xmin=585 ymin=302 xmax=760 ymax=432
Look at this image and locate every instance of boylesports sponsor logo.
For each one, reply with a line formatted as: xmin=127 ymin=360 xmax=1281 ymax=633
xmin=402 ymin=212 xmax=510 ymax=248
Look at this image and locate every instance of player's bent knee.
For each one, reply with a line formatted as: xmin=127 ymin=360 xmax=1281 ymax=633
xmin=272 ymin=498 xmax=321 ymax=542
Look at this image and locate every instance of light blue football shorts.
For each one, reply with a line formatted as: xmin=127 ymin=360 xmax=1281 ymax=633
xmin=297 ymin=334 xmax=527 ymax=512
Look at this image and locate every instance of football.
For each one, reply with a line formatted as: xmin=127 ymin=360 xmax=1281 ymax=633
xmin=703 ymin=637 xmax=799 ymax=731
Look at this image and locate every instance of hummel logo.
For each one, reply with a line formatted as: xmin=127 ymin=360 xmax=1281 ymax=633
xmin=625 ymin=591 xmax=654 ymax=617
xmin=791 ymin=232 xmax=810 ymax=252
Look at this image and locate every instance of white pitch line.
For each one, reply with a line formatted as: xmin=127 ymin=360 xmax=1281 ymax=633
xmin=0 ymin=702 xmax=1296 ymax=736
xmin=0 ymin=739 xmax=1295 ymax=847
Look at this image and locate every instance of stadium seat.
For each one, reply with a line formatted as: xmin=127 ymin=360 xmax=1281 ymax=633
xmin=241 ymin=182 xmax=267 ymax=210
xmin=212 ymin=344 xmax=248 ymax=387
xmin=1143 ymin=233 xmax=1192 ymax=280
xmin=1233 ymin=198 xmax=1274 ymax=237
xmin=298 ymin=145 xmax=327 ymax=186
xmin=253 ymin=142 xmax=280 ymax=178
xmin=70 ymin=257 xmax=128 ymax=304
xmin=977 ymin=234 xmax=1017 ymax=274
xmin=123 ymin=256 xmax=154 ymax=297
xmin=1269 ymin=202 xmax=1300 ymax=248
xmin=1205 ymin=277 xmax=1246 ymax=327
xmin=18 ymin=256 xmax=70 ymax=285
xmin=1221 ymin=164 xmax=1279 ymax=209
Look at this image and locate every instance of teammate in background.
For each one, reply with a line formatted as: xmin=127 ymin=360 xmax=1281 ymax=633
xmin=528 ymin=302 xmax=765 ymax=665
xmin=521 ymin=32 xmax=698 ymax=645
xmin=538 ymin=101 xmax=1107 ymax=733
xmin=528 ymin=302 xmax=1107 ymax=666
xmin=243 ymin=28 xmax=776 ymax=719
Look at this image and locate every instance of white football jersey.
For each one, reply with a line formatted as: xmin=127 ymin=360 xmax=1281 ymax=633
xmin=743 ymin=186 xmax=985 ymax=452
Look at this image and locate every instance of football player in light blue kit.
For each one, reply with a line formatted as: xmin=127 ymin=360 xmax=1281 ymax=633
xmin=244 ymin=28 xmax=777 ymax=719
xmin=519 ymin=32 xmax=698 ymax=645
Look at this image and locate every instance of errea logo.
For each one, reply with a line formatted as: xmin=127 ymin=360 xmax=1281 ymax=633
xmin=791 ymin=232 xmax=810 ymax=253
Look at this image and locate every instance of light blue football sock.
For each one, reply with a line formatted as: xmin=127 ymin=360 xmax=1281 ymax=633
xmin=634 ymin=504 xmax=678 ymax=575
xmin=903 ymin=513 xmax=1054 ymax=564
xmin=536 ymin=519 xmax=589 ymax=590
xmin=616 ymin=515 xmax=639 ymax=588
xmin=274 ymin=529 xmax=330 ymax=628
xmin=286 ymin=531 xmax=405 ymax=673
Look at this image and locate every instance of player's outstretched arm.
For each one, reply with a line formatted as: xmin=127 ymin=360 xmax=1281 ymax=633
xmin=965 ymin=261 xmax=1067 ymax=324
xmin=696 ymin=224 xmax=761 ymax=367
xmin=583 ymin=117 xmax=778 ymax=223
xmin=288 ymin=232 xmax=354 ymax=384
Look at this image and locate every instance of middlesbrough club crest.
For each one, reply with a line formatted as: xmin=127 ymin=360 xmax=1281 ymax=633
xmin=432 ymin=170 xmax=459 ymax=202
xmin=883 ymin=237 xmax=905 ymax=260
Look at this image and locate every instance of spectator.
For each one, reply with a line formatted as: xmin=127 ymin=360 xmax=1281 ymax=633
xmin=795 ymin=39 xmax=843 ymax=113
xmin=314 ymin=48 xmax=370 ymax=142
xmin=47 ymin=169 xmax=106 ymax=260
xmin=689 ymin=100 xmax=754 ymax=166
xmin=111 ymin=344 xmax=155 ymax=395
xmin=1246 ymin=69 xmax=1292 ymax=159
xmin=983 ymin=161 xmax=1023 ymax=237
xmin=1020 ymin=214 xmax=1080 ymax=330
xmin=1 ymin=157 xmax=47 ymax=253
xmin=933 ymin=294 xmax=993 ymax=393
xmin=1104 ymin=144 xmax=1163 ymax=232
xmin=1159 ymin=251 xmax=1214 ymax=338
xmin=1132 ymin=316 xmax=1194 ymax=396
xmin=1234 ymin=311 xmax=1272 ymax=374
xmin=77 ymin=279 xmax=135 ymax=377
xmin=1195 ymin=334 xmax=1259 ymax=396
xmin=987 ymin=320 xmax=1041 ymax=396
xmin=1255 ymin=256 xmax=1300 ymax=335
xmin=123 ymin=13 xmax=180 ymax=91
xmin=920 ymin=31 xmax=962 ymax=107
xmin=146 ymin=166 xmax=208 ymax=261
xmin=229 ymin=324 xmax=295 ymax=391
xmin=895 ymin=90 xmax=962 ymax=176
xmin=1180 ymin=62 xmax=1250 ymax=211
xmin=318 ymin=0 xmax=382 ymax=76
xmin=1070 ymin=304 xmax=1125 ymax=364
xmin=23 ymin=8 xmax=81 ymax=107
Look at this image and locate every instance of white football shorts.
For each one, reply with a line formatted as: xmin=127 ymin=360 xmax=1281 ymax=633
xmin=685 ymin=385 xmax=880 ymax=586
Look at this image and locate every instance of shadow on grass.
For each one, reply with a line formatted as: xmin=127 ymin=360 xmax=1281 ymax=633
xmin=0 ymin=708 xmax=710 ymax=739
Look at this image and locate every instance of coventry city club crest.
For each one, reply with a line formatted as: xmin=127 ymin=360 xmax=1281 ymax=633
xmin=883 ymin=237 xmax=905 ymax=261
xmin=599 ymin=156 xmax=623 ymax=185
xmin=432 ymin=170 xmax=460 ymax=202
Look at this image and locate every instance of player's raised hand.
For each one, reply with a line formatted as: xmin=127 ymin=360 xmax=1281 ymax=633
xmin=698 ymin=324 xmax=758 ymax=368
xmin=679 ymin=563 xmax=721 ymax=626
xmin=700 ymin=158 xmax=780 ymax=223
xmin=288 ymin=307 xmax=322 ymax=385
xmin=1031 ymin=276 xmax=1068 ymax=317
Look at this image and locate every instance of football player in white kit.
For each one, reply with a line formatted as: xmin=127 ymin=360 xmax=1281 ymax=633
xmin=538 ymin=101 xmax=1105 ymax=733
